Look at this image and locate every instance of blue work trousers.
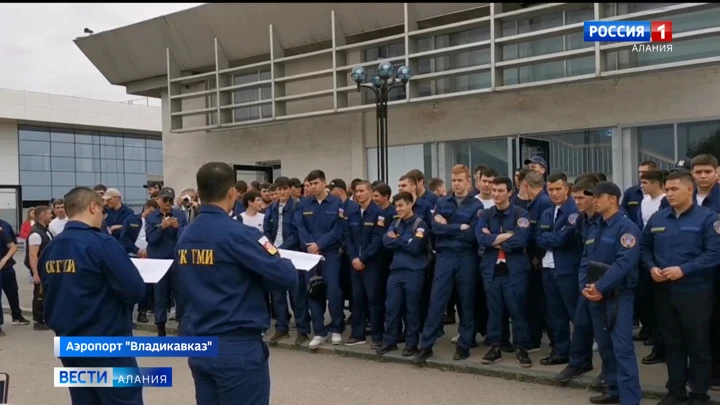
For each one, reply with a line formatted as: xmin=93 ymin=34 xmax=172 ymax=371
xmin=153 ymin=263 xmax=183 ymax=325
xmin=61 ymin=357 xmax=142 ymax=405
xmin=421 ymin=253 xmax=477 ymax=351
xmin=383 ymin=269 xmax=424 ymax=347
xmin=568 ymin=296 xmax=595 ymax=369
xmin=0 ymin=267 xmax=22 ymax=325
xmin=306 ymin=249 xmax=344 ymax=336
xmin=272 ymin=270 xmax=311 ymax=335
xmin=484 ymin=273 xmax=531 ymax=348
xmin=350 ymin=260 xmax=384 ymax=342
xmin=542 ymin=269 xmax=579 ymax=357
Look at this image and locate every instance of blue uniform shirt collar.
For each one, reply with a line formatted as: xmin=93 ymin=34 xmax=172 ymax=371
xmin=493 ymin=203 xmax=513 ymax=217
xmin=198 ymin=204 xmax=231 ymax=216
xmin=663 ymin=203 xmax=697 ymax=219
xmin=600 ymin=211 xmax=623 ymax=227
xmin=558 ymin=197 xmax=574 ymax=213
xmin=695 ymin=183 xmax=720 ymax=202
xmin=64 ymin=220 xmax=100 ymax=232
xmin=401 ymin=214 xmax=417 ymax=224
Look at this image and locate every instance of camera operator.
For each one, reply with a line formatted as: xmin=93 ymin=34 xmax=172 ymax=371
xmin=177 ymin=187 xmax=199 ymax=223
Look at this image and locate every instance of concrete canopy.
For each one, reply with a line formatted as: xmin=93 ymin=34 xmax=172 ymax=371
xmin=74 ymin=3 xmax=486 ymax=91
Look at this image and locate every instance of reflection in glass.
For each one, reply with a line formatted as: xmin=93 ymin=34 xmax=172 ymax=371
xmin=18 ymin=127 xmax=50 ymax=142
xmin=20 ymin=171 xmax=52 ymax=186
xmin=678 ymin=120 xmax=720 ymax=158
xmin=636 ymin=125 xmax=675 ymax=176
xmin=534 ymin=129 xmax=613 ymax=182
xmin=19 ymin=140 xmax=51 ymax=156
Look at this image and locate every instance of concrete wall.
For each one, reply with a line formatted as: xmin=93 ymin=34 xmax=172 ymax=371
xmin=0 ymin=88 xmax=161 ymax=132
xmin=0 ymin=121 xmax=19 ymax=185
xmin=162 ymin=65 xmax=720 ymax=187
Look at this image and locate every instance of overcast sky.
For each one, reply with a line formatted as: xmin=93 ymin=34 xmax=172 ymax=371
xmin=0 ymin=3 xmax=202 ymax=105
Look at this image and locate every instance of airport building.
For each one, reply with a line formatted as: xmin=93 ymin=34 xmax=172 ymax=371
xmin=75 ymin=2 xmax=720 ymax=190
xmin=0 ymin=88 xmax=162 ymax=230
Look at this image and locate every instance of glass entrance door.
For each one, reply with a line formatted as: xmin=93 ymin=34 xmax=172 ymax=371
xmin=514 ymin=137 xmax=551 ymax=174
xmin=233 ymin=165 xmax=274 ymax=184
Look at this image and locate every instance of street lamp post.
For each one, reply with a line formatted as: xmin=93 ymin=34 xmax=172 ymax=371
xmin=350 ymin=62 xmax=413 ymax=184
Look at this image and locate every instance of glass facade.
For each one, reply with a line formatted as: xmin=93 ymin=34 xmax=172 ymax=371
xmin=233 ymin=69 xmax=272 ymax=122
xmin=18 ymin=125 xmax=163 ymax=213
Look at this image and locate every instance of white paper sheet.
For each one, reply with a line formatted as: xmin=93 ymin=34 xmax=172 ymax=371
xmin=131 ymin=258 xmax=173 ymax=283
xmin=278 ymin=249 xmax=324 ymax=271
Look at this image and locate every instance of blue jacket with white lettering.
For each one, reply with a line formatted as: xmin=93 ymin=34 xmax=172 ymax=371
xmin=263 ymin=198 xmax=299 ymax=251
xmin=176 ymin=204 xmax=297 ymax=336
xmin=432 ymin=194 xmax=482 ymax=253
xmin=383 ymin=215 xmax=429 ymax=271
xmin=119 ymin=214 xmax=143 ymax=255
xmin=535 ymin=198 xmax=581 ymax=276
xmin=346 ymin=201 xmax=385 ymax=264
xmin=293 ymin=194 xmax=345 ymax=252
xmin=39 ymin=221 xmax=145 ymax=337
xmin=145 ymin=208 xmax=187 ymax=259
xmin=580 ymin=212 xmax=640 ymax=294
xmin=475 ymin=205 xmax=531 ymax=282
xmin=640 ymin=205 xmax=720 ymax=292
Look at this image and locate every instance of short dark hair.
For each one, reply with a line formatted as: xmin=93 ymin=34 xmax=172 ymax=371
xmin=268 ymin=185 xmax=277 ymax=192
xmin=144 ymin=199 xmax=159 ymax=210
xmin=234 ymin=181 xmax=248 ymax=193
xmin=196 ymin=162 xmax=236 ymax=204
xmin=250 ymin=181 xmax=261 ymax=190
xmin=260 ymin=182 xmax=271 ymax=191
xmin=639 ymin=161 xmax=658 ymax=169
xmin=428 ymin=177 xmax=444 ymax=192
xmin=473 ymin=164 xmax=489 ymax=176
xmin=289 ymin=178 xmax=302 ymax=188
xmin=572 ymin=179 xmax=597 ymax=193
xmin=275 ymin=176 xmax=290 ymax=189
xmin=406 ymin=169 xmax=425 ymax=183
xmin=492 ymin=176 xmax=513 ymax=192
xmin=547 ymin=172 xmax=568 ymax=184
xmin=575 ymin=172 xmax=601 ymax=184
xmin=243 ymin=190 xmax=262 ymax=208
xmin=394 ymin=191 xmax=414 ymax=204
xmin=150 ymin=190 xmax=160 ymax=199
xmin=52 ymin=199 xmax=65 ymax=208
xmin=480 ymin=168 xmax=499 ymax=179
xmin=355 ymin=180 xmax=372 ymax=191
xmin=307 ymin=170 xmax=326 ymax=182
xmin=371 ymin=180 xmax=382 ymax=188
xmin=691 ymin=153 xmax=719 ymax=169
xmin=93 ymin=184 xmax=107 ymax=192
xmin=516 ymin=168 xmax=530 ymax=185
xmin=640 ymin=169 xmax=664 ymax=184
xmin=665 ymin=170 xmax=695 ymax=185
xmin=398 ymin=174 xmax=417 ymax=186
xmin=373 ymin=183 xmax=392 ymax=198
xmin=350 ymin=178 xmax=363 ymax=190
xmin=63 ymin=187 xmax=103 ymax=218
xmin=596 ymin=172 xmax=608 ymax=182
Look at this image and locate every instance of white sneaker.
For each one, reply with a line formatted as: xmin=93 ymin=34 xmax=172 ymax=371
xmin=309 ymin=335 xmax=327 ymax=349
xmin=450 ymin=334 xmax=459 ymax=344
xmin=331 ymin=333 xmax=342 ymax=345
xmin=592 ymin=342 xmax=599 ymax=352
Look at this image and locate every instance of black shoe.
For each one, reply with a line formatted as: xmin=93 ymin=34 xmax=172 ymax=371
xmin=554 ymin=366 xmax=585 ymax=383
xmin=453 ymin=348 xmax=470 ymax=361
xmin=156 ymin=324 xmax=166 ymax=337
xmin=295 ymin=333 xmax=309 ymax=346
xmin=590 ymin=375 xmax=607 ymax=391
xmin=501 ymin=344 xmax=514 ymax=353
xmin=632 ymin=329 xmax=650 ymax=342
xmin=370 ymin=340 xmax=382 ymax=350
xmin=412 ymin=348 xmax=433 ymax=365
xmin=641 ymin=350 xmax=665 ymax=365
xmin=482 ymin=346 xmax=502 ymax=364
xmin=12 ymin=316 xmax=30 ymax=325
xmin=516 ymin=348 xmax=532 ymax=368
xmin=398 ymin=334 xmax=406 ymax=344
xmin=376 ymin=343 xmax=398 ymax=355
xmin=137 ymin=312 xmax=149 ymax=323
xmin=34 ymin=322 xmax=50 ymax=331
xmin=402 ymin=346 xmax=418 ymax=357
xmin=0 ymin=328 xmax=5 ymax=337
xmin=443 ymin=314 xmax=456 ymax=325
xmin=269 ymin=331 xmax=290 ymax=343
xmin=344 ymin=337 xmax=367 ymax=346
xmin=589 ymin=393 xmax=620 ymax=404
xmin=688 ymin=397 xmax=709 ymax=405
xmin=657 ymin=394 xmax=688 ymax=405
xmin=581 ymin=363 xmax=594 ymax=373
xmin=540 ymin=355 xmax=569 ymax=366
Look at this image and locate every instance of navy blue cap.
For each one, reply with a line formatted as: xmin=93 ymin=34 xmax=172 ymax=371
xmin=524 ymin=156 xmax=547 ymax=170
xmin=585 ymin=181 xmax=621 ymax=199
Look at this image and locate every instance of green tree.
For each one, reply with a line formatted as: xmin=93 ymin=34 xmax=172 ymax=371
xmin=686 ymin=128 xmax=720 ymax=158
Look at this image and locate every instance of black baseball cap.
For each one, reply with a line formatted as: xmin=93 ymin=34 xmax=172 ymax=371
xmin=584 ymin=181 xmax=622 ymax=199
xmin=328 ymin=179 xmax=347 ymax=191
xmin=143 ymin=181 xmax=163 ymax=189
xmin=673 ymin=158 xmax=692 ymax=171
xmin=158 ymin=187 xmax=176 ymax=200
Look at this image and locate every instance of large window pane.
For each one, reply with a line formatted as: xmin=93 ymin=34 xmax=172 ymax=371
xmin=76 ymin=172 xmax=99 ymax=186
xmin=678 ymin=120 xmax=720 ymax=158
xmin=22 ymin=186 xmax=51 ymax=201
xmin=124 ymin=160 xmax=146 ymax=174
xmin=124 ymin=137 xmax=145 ymax=147
xmin=50 ymin=129 xmax=75 ymax=143
xmin=125 ymin=174 xmax=148 ymax=188
xmin=125 ymin=186 xmax=147 ymax=201
xmin=146 ymin=161 xmax=163 ymax=175
xmin=366 ymin=144 xmax=425 ymax=184
xmin=52 ymin=172 xmax=76 ymax=186
xmin=101 ymin=135 xmax=121 ymax=145
xmin=75 ymin=158 xmax=96 ymax=172
xmin=18 ymin=126 xmax=50 ymax=141
xmin=75 ymin=144 xmax=99 ymax=158
xmin=75 ymin=132 xmax=96 ymax=144
xmin=20 ymin=171 xmax=51 ymax=186
xmin=146 ymin=139 xmax=162 ymax=149
xmin=532 ymin=129 xmax=613 ymax=182
xmin=51 ymin=157 xmax=75 ymax=172
xmin=52 ymin=186 xmax=74 ymax=200
xmin=101 ymin=159 xmax=121 ymax=173
xmin=51 ymin=142 xmax=75 ymax=157
xmin=636 ymin=125 xmax=675 ymax=178
xmin=101 ymin=173 xmax=120 ymax=186
xmin=123 ymin=146 xmax=145 ymax=161
xmin=19 ymin=140 xmax=50 ymax=156
xmin=146 ymin=148 xmax=163 ymax=161
xmin=101 ymin=145 xmax=122 ymax=159
xmin=469 ymin=139 xmax=509 ymax=176
xmin=19 ymin=156 xmax=51 ymax=171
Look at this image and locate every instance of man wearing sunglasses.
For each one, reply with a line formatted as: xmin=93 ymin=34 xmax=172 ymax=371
xmin=145 ymin=187 xmax=187 ymax=336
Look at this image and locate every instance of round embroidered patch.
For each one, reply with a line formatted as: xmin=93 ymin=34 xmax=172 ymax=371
xmin=517 ymin=217 xmax=530 ymax=228
xmin=568 ymin=213 xmax=578 ymax=225
xmin=620 ymin=233 xmax=636 ymax=248
xmin=714 ymin=220 xmax=720 ymax=234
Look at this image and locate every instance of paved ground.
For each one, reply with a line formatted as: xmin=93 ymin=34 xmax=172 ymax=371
xmin=0 ymin=325 xmax=657 ymax=405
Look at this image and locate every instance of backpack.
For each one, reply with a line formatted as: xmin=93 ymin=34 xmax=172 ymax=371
xmin=392 ymin=217 xmax=434 ymax=261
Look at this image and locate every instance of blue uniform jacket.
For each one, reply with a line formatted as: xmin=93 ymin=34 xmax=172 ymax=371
xmin=105 ymin=204 xmax=134 ymax=240
xmin=175 ymin=204 xmax=297 ymax=336
xmin=476 ymin=205 xmax=531 ymax=282
xmin=231 ymin=201 xmax=245 ymax=218
xmin=387 ymin=198 xmax=433 ymax=231
xmin=581 ymin=211 xmax=641 ymax=295
xmin=346 ymin=201 xmax=385 ymax=264
xmin=383 ymin=215 xmax=429 ymax=271
xmin=621 ymin=184 xmax=644 ymax=225
xmin=535 ymin=198 xmax=581 ymax=275
xmin=640 ymin=205 xmax=720 ymax=292
xmin=119 ymin=214 xmax=143 ymax=255
xmin=341 ymin=198 xmax=360 ymax=247
xmin=635 ymin=196 xmax=670 ymax=229
xmin=418 ymin=190 xmax=439 ymax=210
xmin=145 ymin=208 xmax=187 ymax=259
xmin=432 ymin=194 xmax=482 ymax=253
xmin=263 ymin=198 xmax=300 ymax=251
xmin=512 ymin=195 xmax=530 ymax=210
xmin=695 ymin=184 xmax=720 ymax=214
xmin=0 ymin=219 xmax=17 ymax=270
xmin=527 ymin=191 xmax=553 ymax=262
xmin=293 ymin=194 xmax=345 ymax=253
xmin=39 ymin=221 xmax=145 ymax=336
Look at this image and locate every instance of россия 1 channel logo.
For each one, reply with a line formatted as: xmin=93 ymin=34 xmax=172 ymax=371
xmin=584 ymin=21 xmax=673 ymax=52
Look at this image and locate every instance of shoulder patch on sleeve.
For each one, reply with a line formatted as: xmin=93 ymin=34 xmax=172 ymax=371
xmin=517 ymin=217 xmax=530 ymax=229
xmin=477 ymin=209 xmax=485 ymax=218
xmin=714 ymin=220 xmax=720 ymax=234
xmin=377 ymin=216 xmax=385 ymax=227
xmin=258 ymin=236 xmax=278 ymax=255
xmin=568 ymin=213 xmax=578 ymax=225
xmin=338 ymin=208 xmax=344 ymax=218
xmin=415 ymin=227 xmax=425 ymax=238
xmin=620 ymin=233 xmax=636 ymax=248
